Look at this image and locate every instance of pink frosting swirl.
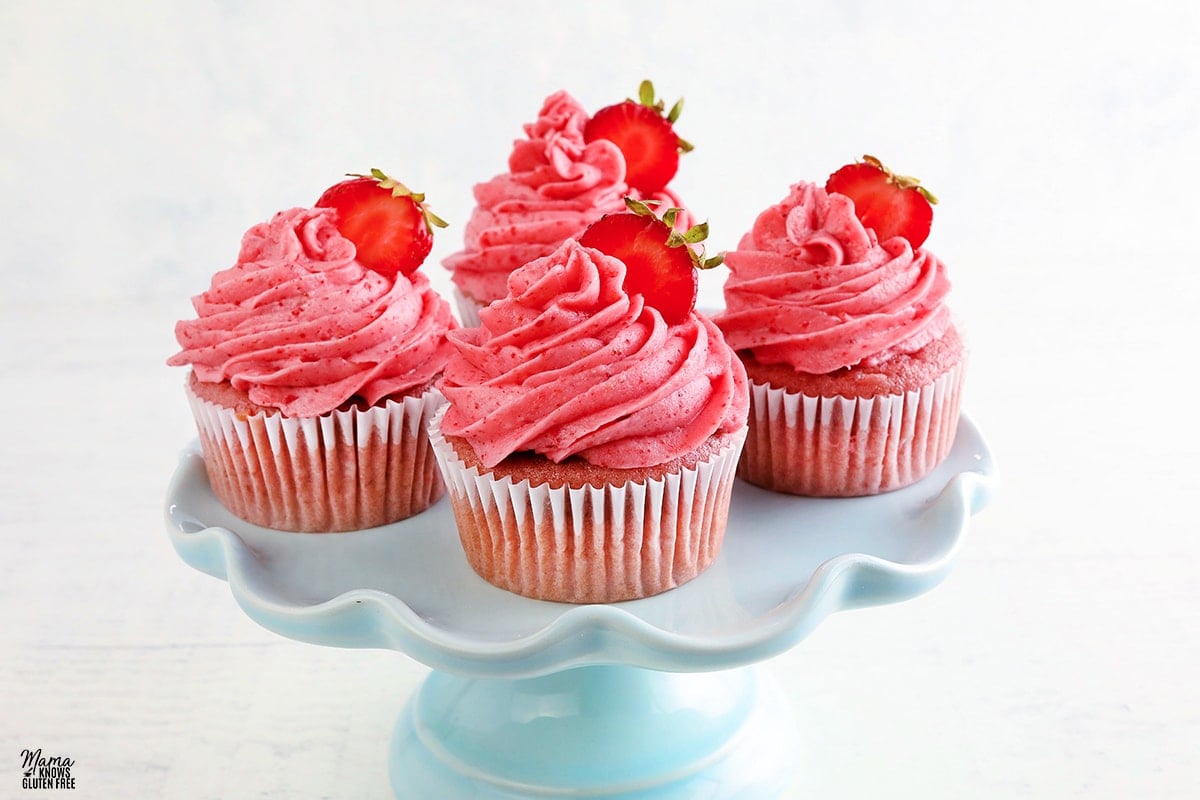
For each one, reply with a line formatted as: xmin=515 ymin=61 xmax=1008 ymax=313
xmin=438 ymin=239 xmax=748 ymax=469
xmin=443 ymin=90 xmax=689 ymax=304
xmin=716 ymin=182 xmax=952 ymax=374
xmin=168 ymin=206 xmax=456 ymax=417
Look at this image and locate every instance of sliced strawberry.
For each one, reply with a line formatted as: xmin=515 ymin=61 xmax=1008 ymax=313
xmin=584 ymin=80 xmax=692 ymax=195
xmin=578 ymin=198 xmax=722 ymax=324
xmin=315 ymin=168 xmax=448 ymax=277
xmin=824 ymin=155 xmax=938 ymax=249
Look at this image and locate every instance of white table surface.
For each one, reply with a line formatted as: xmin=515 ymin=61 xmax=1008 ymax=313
xmin=2 ymin=3 xmax=1197 ymax=798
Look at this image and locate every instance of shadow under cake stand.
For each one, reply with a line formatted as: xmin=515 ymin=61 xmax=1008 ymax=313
xmin=164 ymin=416 xmax=995 ymax=798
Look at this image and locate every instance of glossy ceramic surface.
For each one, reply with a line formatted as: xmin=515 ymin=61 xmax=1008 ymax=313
xmin=388 ymin=665 xmax=798 ymax=798
xmin=164 ymin=416 xmax=993 ymax=678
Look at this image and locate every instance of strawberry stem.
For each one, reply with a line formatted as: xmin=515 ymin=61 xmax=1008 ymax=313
xmin=623 ymin=196 xmax=659 ymax=216
xmin=667 ymin=98 xmax=684 ymax=123
xmin=627 ymin=80 xmax=690 ymax=156
xmin=680 ymin=222 xmax=709 ymax=244
xmin=638 ymin=79 xmax=656 ymax=107
xmin=859 ymin=154 xmax=938 ymax=205
xmin=620 ymin=196 xmax=721 ymax=269
xmin=357 ymin=167 xmax=450 ymax=230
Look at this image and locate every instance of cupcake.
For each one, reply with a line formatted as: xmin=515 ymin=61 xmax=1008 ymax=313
xmin=716 ymin=156 xmax=964 ymax=497
xmin=443 ymin=81 xmax=694 ymax=326
xmin=433 ymin=205 xmax=747 ymax=603
xmin=167 ymin=170 xmax=457 ymax=531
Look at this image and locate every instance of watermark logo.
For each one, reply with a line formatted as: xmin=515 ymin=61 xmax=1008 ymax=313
xmin=20 ymin=749 xmax=76 ymax=791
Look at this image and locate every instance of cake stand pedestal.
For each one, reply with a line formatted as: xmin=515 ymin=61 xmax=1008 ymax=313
xmin=390 ymin=665 xmax=796 ymax=798
xmin=165 ymin=417 xmax=994 ymax=798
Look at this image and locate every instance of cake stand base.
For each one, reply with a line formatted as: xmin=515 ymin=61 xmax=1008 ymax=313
xmin=389 ymin=664 xmax=798 ymax=798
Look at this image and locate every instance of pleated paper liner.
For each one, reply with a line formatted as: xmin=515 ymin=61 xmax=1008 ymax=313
xmin=185 ymin=382 xmax=446 ymax=532
xmin=430 ymin=408 xmax=748 ymax=603
xmin=451 ymin=287 xmax=485 ymax=328
xmin=740 ymin=361 xmax=965 ymax=497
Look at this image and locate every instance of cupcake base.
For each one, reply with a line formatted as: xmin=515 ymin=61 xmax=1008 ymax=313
xmin=738 ymin=328 xmax=966 ymax=497
xmin=186 ymin=376 xmax=445 ymax=532
xmin=430 ymin=410 xmax=747 ymax=603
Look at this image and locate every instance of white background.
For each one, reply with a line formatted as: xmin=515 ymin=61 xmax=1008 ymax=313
xmin=2 ymin=1 xmax=1197 ymax=798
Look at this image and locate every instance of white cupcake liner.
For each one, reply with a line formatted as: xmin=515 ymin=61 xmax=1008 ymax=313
xmin=185 ymin=382 xmax=446 ymax=532
xmin=451 ymin=287 xmax=485 ymax=328
xmin=741 ymin=361 xmax=965 ymax=497
xmin=429 ymin=407 xmax=747 ymax=603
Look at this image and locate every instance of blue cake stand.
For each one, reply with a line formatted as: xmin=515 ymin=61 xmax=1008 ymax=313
xmin=165 ymin=417 xmax=994 ymax=798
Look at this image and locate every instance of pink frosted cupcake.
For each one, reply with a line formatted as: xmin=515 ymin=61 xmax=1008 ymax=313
xmin=442 ymin=82 xmax=694 ymax=326
xmin=168 ymin=170 xmax=457 ymax=531
xmin=433 ymin=208 xmax=747 ymax=603
xmin=716 ymin=156 xmax=964 ymax=497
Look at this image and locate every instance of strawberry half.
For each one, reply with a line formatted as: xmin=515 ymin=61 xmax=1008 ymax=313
xmin=824 ymin=155 xmax=938 ymax=249
xmin=584 ymin=80 xmax=693 ymax=195
xmin=315 ymin=168 xmax=448 ymax=277
xmin=578 ymin=198 xmax=722 ymax=324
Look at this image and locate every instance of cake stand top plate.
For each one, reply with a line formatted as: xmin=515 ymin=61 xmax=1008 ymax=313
xmin=165 ymin=416 xmax=994 ymax=678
